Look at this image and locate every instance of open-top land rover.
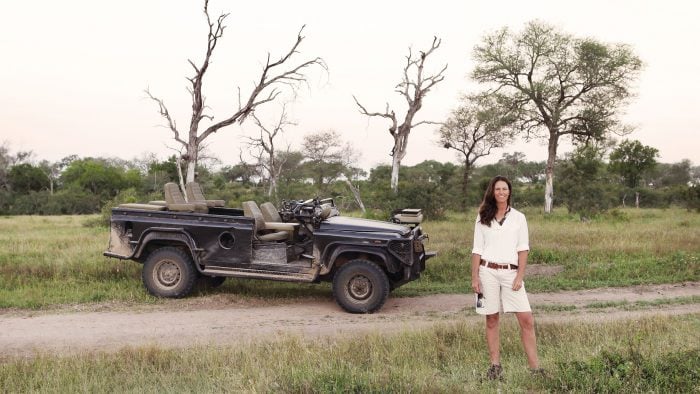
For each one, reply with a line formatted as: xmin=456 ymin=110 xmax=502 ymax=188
xmin=104 ymin=182 xmax=435 ymax=313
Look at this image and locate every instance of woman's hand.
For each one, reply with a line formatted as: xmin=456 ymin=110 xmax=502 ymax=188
xmin=512 ymin=275 xmax=524 ymax=291
xmin=472 ymin=279 xmax=481 ymax=294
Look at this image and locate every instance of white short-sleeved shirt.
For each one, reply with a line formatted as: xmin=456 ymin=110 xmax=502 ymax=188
xmin=471 ymin=207 xmax=529 ymax=265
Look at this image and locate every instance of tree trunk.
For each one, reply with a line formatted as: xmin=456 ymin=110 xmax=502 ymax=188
xmin=635 ymin=191 xmax=640 ymax=208
xmin=390 ymin=154 xmax=401 ymax=194
xmin=268 ymin=177 xmax=277 ymax=198
xmin=176 ymin=156 xmax=187 ymax=201
xmin=345 ymin=179 xmax=366 ymax=213
xmin=461 ymin=163 xmax=473 ymax=211
xmin=544 ymin=134 xmax=558 ymax=214
xmin=185 ymin=140 xmax=198 ymax=185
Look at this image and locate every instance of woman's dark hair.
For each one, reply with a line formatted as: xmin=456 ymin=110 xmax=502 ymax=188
xmin=478 ymin=175 xmax=512 ymax=226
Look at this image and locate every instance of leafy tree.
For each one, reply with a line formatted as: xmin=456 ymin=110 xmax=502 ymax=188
xmin=651 ymin=160 xmax=692 ymax=187
xmin=437 ymin=93 xmax=516 ymax=209
xmin=300 ymin=130 xmax=357 ymax=193
xmin=497 ymin=152 xmax=545 ymax=184
xmin=608 ymin=140 xmax=658 ymax=188
xmin=363 ymin=161 xmax=457 ymax=218
xmin=683 ymin=184 xmax=700 ymax=212
xmin=472 ymin=20 xmax=642 ymax=213
xmin=61 ymin=158 xmax=127 ymax=198
xmin=0 ymin=142 xmax=33 ymax=191
xmin=7 ymin=164 xmax=49 ymax=194
xmin=556 ymin=145 xmax=617 ymax=218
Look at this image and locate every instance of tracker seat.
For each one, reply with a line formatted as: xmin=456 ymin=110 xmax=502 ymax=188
xmin=164 ymin=182 xmax=208 ymax=213
xmin=185 ymin=182 xmax=225 ymax=208
xmin=242 ymin=201 xmax=298 ymax=242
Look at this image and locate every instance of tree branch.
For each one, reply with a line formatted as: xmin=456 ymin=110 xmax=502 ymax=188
xmin=145 ymin=89 xmax=186 ymax=147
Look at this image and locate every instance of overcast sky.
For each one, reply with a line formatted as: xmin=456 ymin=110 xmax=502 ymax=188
xmin=1 ymin=0 xmax=698 ymax=170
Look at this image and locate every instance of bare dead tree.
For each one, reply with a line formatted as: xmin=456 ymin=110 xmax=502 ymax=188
xmin=146 ymin=0 xmax=326 ymax=187
xmin=353 ymin=37 xmax=447 ymax=194
xmin=244 ymin=105 xmax=294 ymax=198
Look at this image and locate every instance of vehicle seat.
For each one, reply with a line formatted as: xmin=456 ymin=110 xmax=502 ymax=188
xmin=164 ymin=182 xmax=208 ymax=213
xmin=242 ymin=201 xmax=297 ymax=242
xmin=260 ymin=202 xmax=283 ymax=222
xmin=117 ymin=203 xmax=166 ymax=211
xmin=185 ymin=182 xmax=225 ymax=207
xmin=319 ymin=203 xmax=333 ymax=219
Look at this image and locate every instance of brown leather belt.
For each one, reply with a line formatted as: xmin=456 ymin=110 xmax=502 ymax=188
xmin=480 ymin=260 xmax=518 ymax=270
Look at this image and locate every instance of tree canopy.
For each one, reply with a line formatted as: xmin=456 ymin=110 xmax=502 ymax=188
xmin=609 ymin=139 xmax=658 ymax=188
xmin=472 ymin=20 xmax=643 ymax=212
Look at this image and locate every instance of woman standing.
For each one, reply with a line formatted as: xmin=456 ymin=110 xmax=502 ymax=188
xmin=471 ymin=175 xmax=541 ymax=380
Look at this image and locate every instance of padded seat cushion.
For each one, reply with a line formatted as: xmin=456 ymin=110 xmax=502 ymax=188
xmin=243 ymin=201 xmax=294 ymax=242
xmin=186 ymin=182 xmax=225 ymax=207
xmin=260 ymin=202 xmax=283 ymax=222
xmin=164 ymin=182 xmax=208 ymax=213
xmin=118 ymin=203 xmax=166 ymax=211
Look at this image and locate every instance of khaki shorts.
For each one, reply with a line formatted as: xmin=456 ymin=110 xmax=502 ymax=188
xmin=475 ymin=265 xmax=532 ymax=315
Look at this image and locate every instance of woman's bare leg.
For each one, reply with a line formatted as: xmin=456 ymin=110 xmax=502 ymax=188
xmin=515 ymin=311 xmax=540 ymax=369
xmin=486 ymin=313 xmax=501 ymax=365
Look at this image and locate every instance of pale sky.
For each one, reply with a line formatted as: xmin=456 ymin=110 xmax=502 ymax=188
xmin=1 ymin=0 xmax=698 ymax=171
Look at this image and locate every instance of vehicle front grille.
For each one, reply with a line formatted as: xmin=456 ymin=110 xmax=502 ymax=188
xmin=387 ymin=239 xmax=411 ymax=263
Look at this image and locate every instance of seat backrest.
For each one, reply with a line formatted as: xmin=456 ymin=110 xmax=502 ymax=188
xmin=260 ymin=202 xmax=283 ymax=222
xmin=244 ymin=201 xmax=297 ymax=242
xmin=163 ymin=182 xmax=209 ymax=213
xmin=242 ymin=201 xmax=264 ymax=231
xmin=185 ymin=182 xmax=206 ymax=203
xmin=164 ymin=183 xmax=187 ymax=204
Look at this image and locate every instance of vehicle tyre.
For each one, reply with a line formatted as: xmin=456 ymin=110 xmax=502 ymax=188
xmin=142 ymin=247 xmax=197 ymax=298
xmin=332 ymin=259 xmax=390 ymax=313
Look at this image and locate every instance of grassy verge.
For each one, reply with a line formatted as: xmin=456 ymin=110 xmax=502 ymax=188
xmin=0 ymin=208 xmax=698 ymax=309
xmin=403 ymin=207 xmax=700 ymax=295
xmin=1 ymin=314 xmax=697 ymax=392
xmin=536 ymin=295 xmax=700 ymax=312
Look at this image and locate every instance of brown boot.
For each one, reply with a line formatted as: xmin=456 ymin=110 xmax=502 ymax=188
xmin=486 ymin=364 xmax=503 ymax=380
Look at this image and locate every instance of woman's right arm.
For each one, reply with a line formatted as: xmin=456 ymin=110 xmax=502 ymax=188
xmin=471 ymin=253 xmax=482 ymax=293
xmin=471 ymin=219 xmax=483 ymax=293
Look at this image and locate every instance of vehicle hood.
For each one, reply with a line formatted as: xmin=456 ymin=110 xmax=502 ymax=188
xmin=320 ymin=216 xmax=410 ymax=236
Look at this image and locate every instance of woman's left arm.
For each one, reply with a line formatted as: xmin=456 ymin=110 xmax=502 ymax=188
xmin=512 ymin=250 xmax=528 ymax=291
xmin=513 ymin=213 xmax=530 ymax=291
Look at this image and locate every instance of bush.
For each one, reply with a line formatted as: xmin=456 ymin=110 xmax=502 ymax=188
xmin=89 ymin=188 xmax=159 ymax=227
xmin=684 ymin=184 xmax=700 ymax=211
xmin=550 ymin=349 xmax=699 ymax=392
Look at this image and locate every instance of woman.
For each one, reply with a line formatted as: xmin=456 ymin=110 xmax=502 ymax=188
xmin=471 ymin=175 xmax=541 ymax=380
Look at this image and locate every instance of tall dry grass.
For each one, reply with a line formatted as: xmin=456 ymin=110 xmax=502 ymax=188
xmin=1 ymin=208 xmax=698 ymax=308
xmin=0 ymin=314 xmax=697 ymax=392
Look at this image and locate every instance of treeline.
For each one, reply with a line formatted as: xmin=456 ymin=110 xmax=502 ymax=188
xmin=1 ymin=142 xmax=698 ymax=220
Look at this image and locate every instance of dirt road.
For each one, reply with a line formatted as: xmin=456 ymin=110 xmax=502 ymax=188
xmin=1 ymin=282 xmax=698 ymax=357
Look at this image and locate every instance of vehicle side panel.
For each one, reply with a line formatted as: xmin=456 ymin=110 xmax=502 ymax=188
xmin=105 ymin=208 xmax=254 ymax=267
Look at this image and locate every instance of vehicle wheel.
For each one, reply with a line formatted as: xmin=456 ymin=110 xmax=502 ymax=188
xmin=142 ymin=247 xmax=197 ymax=298
xmin=332 ymin=259 xmax=390 ymax=313
xmin=199 ymin=275 xmax=226 ymax=289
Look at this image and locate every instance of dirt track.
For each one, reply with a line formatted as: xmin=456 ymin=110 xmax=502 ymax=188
xmin=1 ymin=282 xmax=698 ymax=357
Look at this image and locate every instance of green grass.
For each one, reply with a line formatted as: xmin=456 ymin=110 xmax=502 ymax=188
xmin=534 ymin=295 xmax=700 ymax=313
xmin=1 ymin=314 xmax=697 ymax=392
xmin=402 ymin=207 xmax=700 ymax=295
xmin=0 ymin=208 xmax=698 ymax=309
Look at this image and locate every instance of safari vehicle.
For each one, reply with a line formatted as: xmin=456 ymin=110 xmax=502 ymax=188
xmin=104 ymin=182 xmax=435 ymax=313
